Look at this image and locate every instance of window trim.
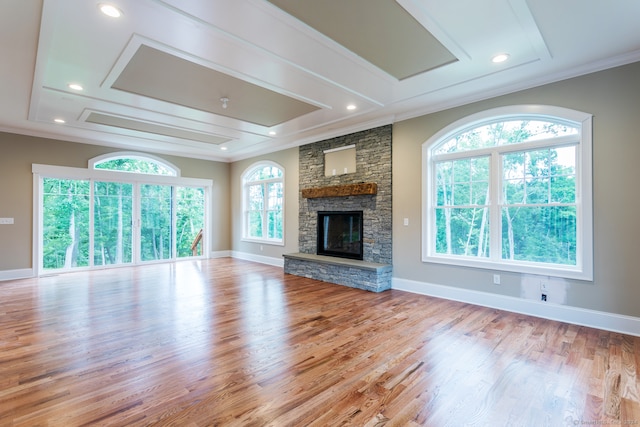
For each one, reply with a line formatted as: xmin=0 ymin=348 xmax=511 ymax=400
xmin=422 ymin=105 xmax=593 ymax=280
xmin=241 ymin=161 xmax=285 ymax=246
xmin=89 ymin=151 xmax=180 ymax=177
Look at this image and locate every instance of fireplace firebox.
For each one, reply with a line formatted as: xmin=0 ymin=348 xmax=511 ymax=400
xmin=317 ymin=211 xmax=363 ymax=260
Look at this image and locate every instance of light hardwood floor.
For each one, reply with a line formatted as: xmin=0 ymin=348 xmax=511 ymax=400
xmin=0 ymin=258 xmax=638 ymax=426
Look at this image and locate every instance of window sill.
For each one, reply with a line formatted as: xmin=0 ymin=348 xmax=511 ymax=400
xmin=242 ymin=238 xmax=284 ymax=247
xmin=422 ymin=254 xmax=592 ymax=281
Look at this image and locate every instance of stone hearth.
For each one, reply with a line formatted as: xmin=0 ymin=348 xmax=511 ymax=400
xmin=283 ymin=253 xmax=392 ymax=292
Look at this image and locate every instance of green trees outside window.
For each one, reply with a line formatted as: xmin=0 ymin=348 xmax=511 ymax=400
xmin=43 ymin=179 xmax=90 ymax=269
xmin=140 ymin=184 xmax=173 ymax=261
xmin=94 ymin=156 xmax=177 ymax=176
xmin=94 ymin=181 xmax=133 ymax=266
xmin=500 ymin=147 xmax=576 ymax=264
xmin=176 ymin=187 xmax=205 ymax=257
xmin=138 ymin=184 xmax=205 ymax=261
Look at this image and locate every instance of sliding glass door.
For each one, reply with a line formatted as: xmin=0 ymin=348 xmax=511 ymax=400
xmin=139 ymin=184 xmax=205 ymax=261
xmin=140 ymin=184 xmax=173 ymax=262
xmin=39 ymin=176 xmax=207 ymax=274
xmin=176 ymin=187 xmax=205 ymax=258
xmin=42 ymin=178 xmax=90 ymax=269
xmin=94 ymin=181 xmax=133 ymax=266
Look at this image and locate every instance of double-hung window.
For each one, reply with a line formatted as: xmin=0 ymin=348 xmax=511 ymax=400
xmin=423 ymin=105 xmax=593 ymax=280
xmin=242 ymin=162 xmax=284 ymax=244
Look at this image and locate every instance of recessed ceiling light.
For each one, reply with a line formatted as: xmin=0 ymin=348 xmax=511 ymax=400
xmin=99 ymin=3 xmax=122 ymax=18
xmin=68 ymin=83 xmax=83 ymax=91
xmin=269 ymin=131 xmax=277 ymax=136
xmin=492 ymin=53 xmax=510 ymax=63
xmin=54 ymin=118 xmax=66 ymax=124
xmin=220 ymin=146 xmax=228 ymax=151
xmin=346 ymin=104 xmax=357 ymax=111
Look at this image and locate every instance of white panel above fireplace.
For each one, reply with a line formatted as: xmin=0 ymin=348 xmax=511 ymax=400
xmin=324 ymin=145 xmax=356 ymax=176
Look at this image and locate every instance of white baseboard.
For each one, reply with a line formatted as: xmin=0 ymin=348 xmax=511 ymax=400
xmin=392 ymin=277 xmax=640 ymax=337
xmin=230 ymin=251 xmax=284 ymax=268
xmin=0 ymin=268 xmax=34 ymax=281
xmin=210 ymin=250 xmax=232 ymax=258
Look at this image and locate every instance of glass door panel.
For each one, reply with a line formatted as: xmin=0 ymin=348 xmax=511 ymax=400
xmin=140 ymin=184 xmax=173 ymax=261
xmin=94 ymin=181 xmax=133 ymax=266
xmin=42 ymin=178 xmax=90 ymax=270
xmin=176 ymin=186 xmax=205 ymax=258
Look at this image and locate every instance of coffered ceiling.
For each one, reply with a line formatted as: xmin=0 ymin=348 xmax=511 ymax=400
xmin=1 ymin=0 xmax=639 ymax=161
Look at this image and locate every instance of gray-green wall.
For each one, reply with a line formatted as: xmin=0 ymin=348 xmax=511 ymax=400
xmin=229 ymin=147 xmax=299 ymax=260
xmin=393 ymin=61 xmax=640 ymax=318
xmin=0 ymin=133 xmax=230 ymax=271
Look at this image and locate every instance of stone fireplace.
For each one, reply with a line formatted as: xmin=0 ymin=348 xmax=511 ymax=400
xmin=283 ymin=125 xmax=392 ymax=292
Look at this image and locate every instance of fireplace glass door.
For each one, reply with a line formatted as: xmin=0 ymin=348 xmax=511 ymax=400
xmin=317 ymin=211 xmax=363 ymax=260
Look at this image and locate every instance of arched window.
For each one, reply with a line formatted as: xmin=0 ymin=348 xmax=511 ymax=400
xmin=242 ymin=162 xmax=284 ymax=244
xmin=89 ymin=152 xmax=179 ymax=176
xmin=423 ymin=105 xmax=593 ymax=280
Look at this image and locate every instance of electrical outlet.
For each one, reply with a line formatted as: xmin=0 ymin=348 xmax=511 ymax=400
xmin=0 ymin=218 xmax=14 ymax=225
xmin=493 ymin=274 xmax=501 ymax=285
xmin=540 ymin=280 xmax=548 ymax=292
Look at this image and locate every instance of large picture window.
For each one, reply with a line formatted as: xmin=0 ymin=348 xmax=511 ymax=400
xmin=242 ymin=162 xmax=284 ymax=244
xmin=423 ymin=105 xmax=593 ymax=280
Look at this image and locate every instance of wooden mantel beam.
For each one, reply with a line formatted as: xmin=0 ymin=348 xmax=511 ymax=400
xmin=301 ymin=182 xmax=377 ymax=198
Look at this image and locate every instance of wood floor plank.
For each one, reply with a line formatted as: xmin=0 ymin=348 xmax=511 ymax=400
xmin=1 ymin=258 xmax=639 ymax=426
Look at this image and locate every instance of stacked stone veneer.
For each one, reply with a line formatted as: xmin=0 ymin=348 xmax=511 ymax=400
xmin=284 ymin=125 xmax=392 ymax=292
